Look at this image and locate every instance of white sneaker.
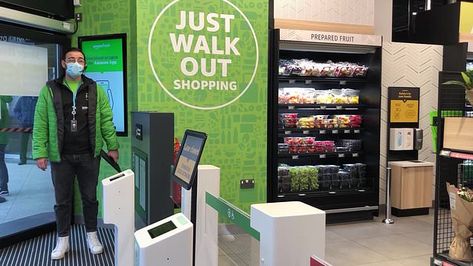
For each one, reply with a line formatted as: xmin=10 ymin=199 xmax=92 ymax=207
xmin=86 ymin=231 xmax=103 ymax=254
xmin=51 ymin=236 xmax=69 ymax=260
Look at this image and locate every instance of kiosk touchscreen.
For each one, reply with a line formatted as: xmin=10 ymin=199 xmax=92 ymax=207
xmin=172 ymin=130 xmax=207 ymax=190
xmin=134 ymin=213 xmax=193 ymax=266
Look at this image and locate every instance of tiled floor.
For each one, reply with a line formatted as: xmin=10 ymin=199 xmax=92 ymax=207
xmin=0 ymin=158 xmax=436 ymax=265
xmin=0 ymin=160 xmax=54 ymax=224
xmin=219 ymin=212 xmax=435 ymax=266
xmin=326 ymin=215 xmax=433 ymax=266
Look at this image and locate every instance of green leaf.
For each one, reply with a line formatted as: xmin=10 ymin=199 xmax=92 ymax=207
xmin=465 ymin=70 xmax=473 ymax=81
xmin=443 ymin=80 xmax=467 ymax=88
xmin=461 ymin=72 xmax=472 ymax=87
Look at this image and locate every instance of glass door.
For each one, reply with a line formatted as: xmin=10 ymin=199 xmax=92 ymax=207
xmin=0 ymin=21 xmax=69 ymax=245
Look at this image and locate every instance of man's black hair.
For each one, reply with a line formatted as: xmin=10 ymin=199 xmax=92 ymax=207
xmin=62 ymin=47 xmax=86 ymax=61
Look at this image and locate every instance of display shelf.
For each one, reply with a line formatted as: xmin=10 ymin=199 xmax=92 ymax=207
xmin=439 ymin=149 xmax=473 ymax=160
xmin=432 ymin=253 xmax=473 ymax=266
xmin=278 ymin=151 xmax=362 ymax=159
xmin=276 ymin=188 xmax=372 ymax=198
xmin=278 ymin=104 xmax=363 ymax=111
xmin=278 ymin=76 xmax=367 ymax=84
xmin=433 ymin=67 xmax=473 ymax=263
xmin=278 ymin=128 xmax=362 ymax=136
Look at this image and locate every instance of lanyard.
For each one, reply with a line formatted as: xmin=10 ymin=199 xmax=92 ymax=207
xmin=64 ymin=80 xmax=81 ymax=120
xmin=72 ymin=91 xmax=77 ymax=120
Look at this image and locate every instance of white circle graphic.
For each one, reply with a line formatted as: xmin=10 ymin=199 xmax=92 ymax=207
xmin=148 ymin=0 xmax=259 ymax=110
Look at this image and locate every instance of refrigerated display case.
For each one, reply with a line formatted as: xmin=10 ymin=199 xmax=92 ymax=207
xmin=268 ymin=29 xmax=382 ymax=222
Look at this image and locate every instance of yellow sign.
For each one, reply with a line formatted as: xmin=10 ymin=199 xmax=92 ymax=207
xmin=390 ymin=100 xmax=419 ymax=123
xmin=460 ymin=2 xmax=473 ymax=34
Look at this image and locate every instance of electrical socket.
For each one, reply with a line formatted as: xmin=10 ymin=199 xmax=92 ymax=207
xmin=240 ymin=179 xmax=255 ymax=189
xmin=75 ymin=13 xmax=82 ymax=22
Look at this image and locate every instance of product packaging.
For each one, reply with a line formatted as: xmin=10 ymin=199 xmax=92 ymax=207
xmin=447 ymin=182 xmax=473 ymax=261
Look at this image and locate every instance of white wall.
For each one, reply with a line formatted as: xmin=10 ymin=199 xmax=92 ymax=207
xmin=274 ymin=0 xmax=374 ymax=26
xmin=373 ymin=0 xmax=441 ymax=204
xmin=379 ymin=42 xmax=442 ymax=204
xmin=374 ymin=0 xmax=393 ymax=42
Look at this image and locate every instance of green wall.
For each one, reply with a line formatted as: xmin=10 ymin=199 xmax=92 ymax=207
xmin=74 ymin=0 xmax=268 ymax=215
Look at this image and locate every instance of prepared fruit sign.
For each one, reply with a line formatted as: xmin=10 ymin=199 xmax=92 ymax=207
xmin=388 ymin=87 xmax=420 ymax=123
xmin=279 ymin=29 xmax=382 ymax=47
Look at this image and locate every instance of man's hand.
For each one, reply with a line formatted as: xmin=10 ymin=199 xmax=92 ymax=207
xmin=36 ymin=158 xmax=48 ymax=171
xmin=108 ymin=150 xmax=119 ymax=162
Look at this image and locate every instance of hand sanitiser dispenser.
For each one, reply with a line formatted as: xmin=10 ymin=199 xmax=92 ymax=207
xmin=134 ymin=213 xmax=193 ymax=266
xmin=389 ymin=128 xmax=423 ymax=150
xmin=414 ymin=128 xmax=423 ymax=150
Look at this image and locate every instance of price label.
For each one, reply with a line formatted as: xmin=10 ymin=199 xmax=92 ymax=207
xmin=227 ymin=209 xmax=235 ymax=220
xmin=298 ymin=193 xmax=306 ymax=196
xmin=332 ymin=130 xmax=338 ymax=134
xmin=285 ymin=131 xmax=291 ymax=135
xmin=340 ymin=81 xmax=347 ymax=85
xmin=319 ymin=130 xmax=326 ymax=134
xmin=305 ymin=80 xmax=312 ymax=85
xmin=336 ymin=106 xmax=343 ymax=110
xmin=358 ymin=189 xmax=366 ymax=192
xmin=303 ymin=130 xmax=309 ymax=134
xmin=353 ymin=153 xmax=359 ymax=157
xmin=338 ymin=153 xmax=345 ymax=158
xmin=344 ymin=130 xmax=350 ymax=134
xmin=354 ymin=129 xmax=360 ymax=134
xmin=292 ymin=155 xmax=299 ymax=160
xmin=319 ymin=154 xmax=326 ymax=159
xmin=320 ymin=105 xmax=327 ymax=110
xmin=329 ymin=191 xmax=336 ymax=194
xmin=288 ymin=106 xmax=295 ymax=110
xmin=449 ymin=192 xmax=456 ymax=210
xmin=289 ymin=79 xmax=296 ymax=84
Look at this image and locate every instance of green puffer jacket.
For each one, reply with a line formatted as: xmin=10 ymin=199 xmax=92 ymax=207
xmin=32 ymin=75 xmax=119 ymax=162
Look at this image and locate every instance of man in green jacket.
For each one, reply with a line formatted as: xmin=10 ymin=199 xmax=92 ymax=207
xmin=33 ymin=48 xmax=119 ymax=260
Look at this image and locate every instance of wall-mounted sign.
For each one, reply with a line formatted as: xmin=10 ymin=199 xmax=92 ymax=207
xmin=147 ymin=0 xmax=259 ymax=110
xmin=460 ymin=1 xmax=473 ymax=51
xmin=279 ymin=29 xmax=382 ymax=47
xmin=460 ymin=2 xmax=473 ymax=34
xmin=388 ymin=87 xmax=420 ymax=124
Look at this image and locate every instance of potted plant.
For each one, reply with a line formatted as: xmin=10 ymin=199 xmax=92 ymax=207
xmin=443 ymin=70 xmax=473 ymax=106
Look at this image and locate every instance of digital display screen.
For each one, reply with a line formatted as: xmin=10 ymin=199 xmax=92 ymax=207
xmin=148 ymin=220 xmax=177 ymax=239
xmin=174 ymin=130 xmax=207 ymax=189
xmin=79 ymin=34 xmax=128 ymax=136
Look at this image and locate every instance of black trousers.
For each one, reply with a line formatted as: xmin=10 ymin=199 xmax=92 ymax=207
xmin=19 ymin=132 xmax=30 ymax=163
xmin=51 ymin=154 xmax=100 ymax=237
xmin=0 ymin=144 xmax=8 ymax=191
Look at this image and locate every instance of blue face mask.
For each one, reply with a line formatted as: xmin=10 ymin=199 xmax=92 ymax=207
xmin=66 ymin=62 xmax=84 ymax=79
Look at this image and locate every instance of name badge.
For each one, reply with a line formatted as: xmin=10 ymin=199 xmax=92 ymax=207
xmin=71 ymin=120 xmax=78 ymax=132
